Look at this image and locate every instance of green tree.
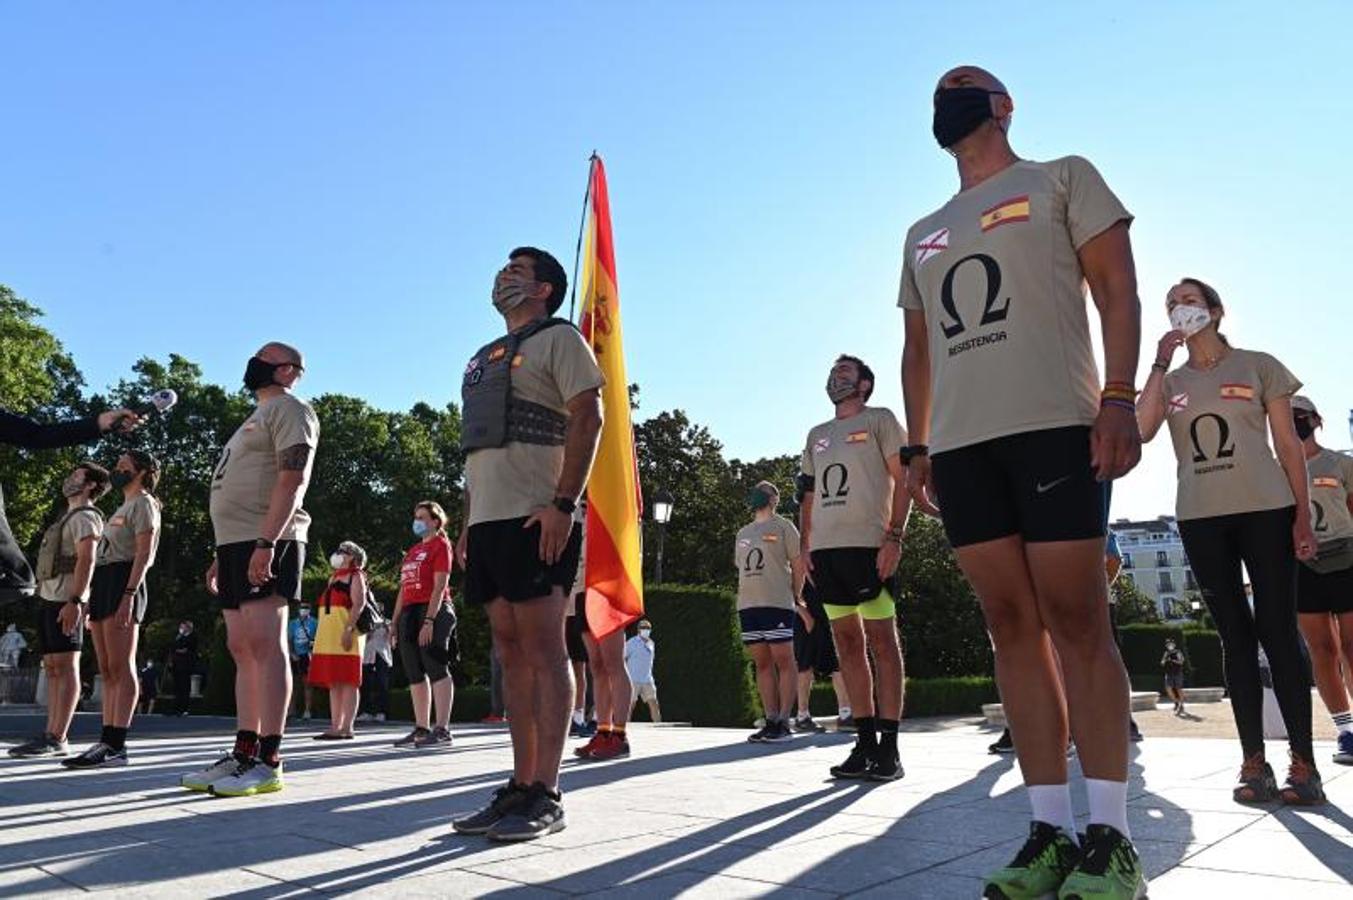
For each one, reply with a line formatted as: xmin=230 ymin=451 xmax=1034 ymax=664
xmin=1112 ymin=575 xmax=1162 ymax=625
xmin=893 ymin=514 xmax=993 ymax=678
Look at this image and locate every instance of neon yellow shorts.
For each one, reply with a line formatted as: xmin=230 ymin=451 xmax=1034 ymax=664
xmin=823 ymin=587 xmax=896 ymax=622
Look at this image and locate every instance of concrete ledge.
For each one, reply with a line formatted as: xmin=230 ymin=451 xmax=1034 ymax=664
xmin=1180 ymin=687 xmax=1225 ymax=703
xmin=983 ymin=692 xmax=1159 ymax=726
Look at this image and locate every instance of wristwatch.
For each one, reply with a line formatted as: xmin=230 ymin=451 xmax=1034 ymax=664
xmin=899 ymin=444 xmax=929 ymax=465
xmin=553 ymin=496 xmax=578 ymax=515
xmin=254 ymin=538 xmax=276 ymax=550
xmin=888 ymin=526 xmax=906 ymax=544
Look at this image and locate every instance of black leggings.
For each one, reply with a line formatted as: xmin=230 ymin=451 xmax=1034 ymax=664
xmin=1178 ymin=506 xmax=1312 ymax=762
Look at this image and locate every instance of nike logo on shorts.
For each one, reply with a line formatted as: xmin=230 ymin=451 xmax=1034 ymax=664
xmin=1035 ymin=476 xmax=1072 ymax=494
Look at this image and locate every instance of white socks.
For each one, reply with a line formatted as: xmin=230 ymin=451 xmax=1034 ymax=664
xmin=1028 ymin=784 xmax=1077 ymax=841
xmin=1085 ymin=778 xmax=1131 ymax=838
xmin=839 ymin=706 xmax=852 ymax=719
xmin=572 ymin=709 xmax=585 ymax=726
xmin=1333 ymin=710 xmax=1353 ymax=735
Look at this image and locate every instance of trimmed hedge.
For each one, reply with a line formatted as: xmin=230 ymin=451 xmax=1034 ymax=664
xmin=1119 ymin=624 xmax=1222 ymax=688
xmin=645 ymin=583 xmax=760 ymax=727
xmin=808 ymin=676 xmax=997 ymax=719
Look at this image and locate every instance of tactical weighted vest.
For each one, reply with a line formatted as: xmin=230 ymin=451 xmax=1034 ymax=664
xmin=34 ymin=506 xmax=104 ymax=582
xmin=461 ymin=317 xmax=572 ymax=452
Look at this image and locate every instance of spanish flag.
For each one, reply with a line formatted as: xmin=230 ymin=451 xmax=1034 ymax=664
xmin=578 ymin=155 xmax=644 ymax=639
xmin=979 ymin=195 xmax=1030 ymax=232
xmin=1220 ymin=383 xmax=1255 ymax=401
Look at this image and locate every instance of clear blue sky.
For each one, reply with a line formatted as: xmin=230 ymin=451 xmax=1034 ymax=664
xmin=3 ymin=2 xmax=1350 ymax=523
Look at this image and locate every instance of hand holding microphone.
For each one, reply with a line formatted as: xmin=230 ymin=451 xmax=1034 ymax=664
xmin=102 ymin=389 xmax=179 ymax=434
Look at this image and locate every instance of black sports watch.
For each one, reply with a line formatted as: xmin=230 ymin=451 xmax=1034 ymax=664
xmin=254 ymin=538 xmax=276 ymax=550
xmin=899 ymin=444 xmax=929 ymax=465
xmin=553 ymin=496 xmax=577 ymax=515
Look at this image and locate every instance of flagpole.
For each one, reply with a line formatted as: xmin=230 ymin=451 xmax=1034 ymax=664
xmin=568 ymin=152 xmax=599 ymax=323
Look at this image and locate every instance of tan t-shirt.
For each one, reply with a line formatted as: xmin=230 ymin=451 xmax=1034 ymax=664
xmin=801 ymin=407 xmax=906 ymax=551
xmin=210 ymin=392 xmax=320 ymax=545
xmin=898 ymin=157 xmax=1132 ymax=454
xmin=39 ymin=506 xmax=103 ymax=604
xmin=1308 ymin=448 xmax=1353 ymax=541
xmin=466 ymin=324 xmax=605 ymax=526
xmin=735 ymin=514 xmax=801 ymax=610
xmin=1163 ymin=349 xmax=1300 ymax=520
xmin=97 ymin=493 xmax=161 ymax=566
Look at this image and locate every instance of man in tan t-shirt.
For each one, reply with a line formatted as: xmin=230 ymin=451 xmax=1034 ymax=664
xmin=899 ymin=67 xmax=1145 ymax=897
xmin=453 ymin=247 xmax=604 ymax=842
xmin=180 ymin=342 xmax=319 ymax=799
xmin=799 ymin=354 xmax=910 ymax=782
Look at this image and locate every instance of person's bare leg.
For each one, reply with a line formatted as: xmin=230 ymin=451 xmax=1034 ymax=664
xmin=770 ymin=642 xmax=798 ymax=721
xmin=957 ymin=537 xmax=1068 ymax=786
xmin=509 ymin=589 xmax=571 ymax=789
xmin=1305 ymin=614 xmax=1352 ymax=715
xmin=646 ymin=695 xmax=662 ymax=723
xmin=341 ymin=685 xmax=360 ymax=733
xmin=101 ymin=621 xmax=140 ymax=728
xmin=571 ymin=660 xmax=587 ymax=715
xmin=829 ymin=615 xmax=874 ymax=718
xmin=48 ymin=652 xmax=81 ymax=742
xmin=749 ymin=643 xmax=778 ymax=721
xmin=797 ymin=670 xmax=813 ymax=717
xmin=224 ymin=609 xmax=261 ymax=734
xmin=1026 ymin=540 xmax=1129 ymax=782
xmin=582 ymin=631 xmax=611 ymax=726
xmin=241 ymin=599 xmax=291 ymax=737
xmin=432 ymin=677 xmax=454 ymax=730
xmin=410 ymin=680 xmax=431 ymax=729
xmin=1336 ymin=615 xmax=1353 ymax=698
xmin=90 ymin=623 xmax=113 ymax=728
xmin=599 ymin=630 xmax=631 ymax=727
xmin=863 ymin=618 xmax=904 ymax=719
xmin=488 ymin=598 xmax=538 ymax=785
xmin=831 ymin=671 xmax=849 ymax=711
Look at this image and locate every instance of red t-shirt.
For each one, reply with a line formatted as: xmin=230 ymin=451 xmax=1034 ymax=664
xmin=400 ymin=536 xmax=452 ymax=605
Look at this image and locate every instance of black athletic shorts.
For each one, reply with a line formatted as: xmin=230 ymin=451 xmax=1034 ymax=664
xmin=794 ymin=583 xmax=839 ymax=675
xmin=39 ymin=600 xmax=83 ymax=654
xmin=464 ymin=518 xmax=582 ymax=605
xmin=739 ymin=606 xmax=795 ymax=644
xmin=1297 ymin=563 xmax=1353 ymax=614
xmin=215 ymin=540 xmax=305 ymax=609
xmin=809 ymin=547 xmax=882 ymax=606
xmin=566 ymin=594 xmax=590 ymax=662
xmin=930 ymin=426 xmax=1108 ymax=549
xmin=399 ymin=604 xmax=458 ymax=684
xmin=89 ymin=562 xmax=148 ymax=624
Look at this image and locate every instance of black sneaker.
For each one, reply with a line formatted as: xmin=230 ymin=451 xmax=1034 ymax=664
xmin=762 ymin=720 xmax=793 ymax=743
xmin=414 ymin=726 xmax=452 ymax=748
xmin=487 ymin=782 xmax=567 ymax=842
xmin=7 ymin=733 xmax=67 ymax=759
xmin=61 ymin=742 xmax=128 ymax=769
xmin=747 ymin=724 xmax=771 ymax=743
xmin=452 ymin=780 xmax=529 ymax=835
xmin=394 ymin=727 xmax=429 ymax=749
xmin=1129 ymin=719 xmax=1144 ymax=743
xmin=829 ymin=743 xmax=872 ymax=779
xmin=793 ymin=714 xmax=825 ymax=733
xmin=836 ymin=714 xmax=856 ymax=732
xmin=866 ymin=748 xmax=904 ymax=782
xmin=989 ymin=729 xmax=1015 ymax=755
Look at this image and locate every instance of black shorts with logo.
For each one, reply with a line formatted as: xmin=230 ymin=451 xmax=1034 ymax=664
xmin=215 ymin=540 xmax=305 ymax=610
xmin=930 ymin=426 xmax=1108 ymax=549
xmin=465 ymin=518 xmax=582 ymax=605
xmin=809 ymin=547 xmax=882 ymax=606
xmin=566 ymin=593 xmax=590 ymax=662
xmin=39 ymin=600 xmax=84 ymax=654
xmin=89 ymin=561 xmax=149 ymax=624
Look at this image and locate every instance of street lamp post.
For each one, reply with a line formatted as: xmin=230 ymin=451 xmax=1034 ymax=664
xmin=652 ymin=490 xmax=675 ymax=584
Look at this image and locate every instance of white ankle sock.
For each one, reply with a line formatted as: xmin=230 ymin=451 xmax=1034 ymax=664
xmin=1028 ymin=783 xmax=1077 ymax=841
xmin=1085 ymin=778 xmax=1130 ymax=838
xmin=1332 ymin=710 xmax=1353 ymax=735
xmin=839 ymin=706 xmax=852 ymax=718
xmin=572 ymin=709 xmax=585 ymax=725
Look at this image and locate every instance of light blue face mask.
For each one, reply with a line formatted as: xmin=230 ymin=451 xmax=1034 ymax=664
xmin=412 ymin=519 xmax=430 ymax=537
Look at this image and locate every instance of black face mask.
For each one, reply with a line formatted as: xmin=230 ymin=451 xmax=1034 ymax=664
xmin=933 ymin=87 xmax=1001 ymax=149
xmin=244 ymin=357 xmax=283 ymax=391
xmin=1294 ymin=416 xmax=1316 ymax=441
xmin=109 ymin=471 xmax=134 ymax=490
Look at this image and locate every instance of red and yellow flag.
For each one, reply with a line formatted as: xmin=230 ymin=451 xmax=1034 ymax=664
xmin=578 ymin=155 xmax=644 ymax=639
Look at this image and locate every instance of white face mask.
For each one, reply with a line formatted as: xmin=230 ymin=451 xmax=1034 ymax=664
xmin=639 ymin=629 xmax=652 ymax=640
xmin=1169 ymin=304 xmax=1213 ymax=338
xmin=329 ymin=552 xmax=347 ymax=569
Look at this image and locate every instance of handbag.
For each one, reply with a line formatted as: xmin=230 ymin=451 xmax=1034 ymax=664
xmin=354 ymin=588 xmax=385 ymax=635
xmin=1303 ymin=536 xmax=1353 ymax=575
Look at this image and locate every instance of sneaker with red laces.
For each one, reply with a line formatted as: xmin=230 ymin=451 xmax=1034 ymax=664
xmin=1280 ymin=752 xmax=1326 ymax=806
xmin=574 ymin=733 xmax=603 ymax=759
xmin=586 ymin=732 xmax=631 ymax=761
xmin=1233 ymin=752 xmax=1278 ymax=804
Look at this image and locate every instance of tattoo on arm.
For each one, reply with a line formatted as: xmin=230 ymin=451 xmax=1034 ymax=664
xmin=278 ymin=443 xmax=312 ymax=471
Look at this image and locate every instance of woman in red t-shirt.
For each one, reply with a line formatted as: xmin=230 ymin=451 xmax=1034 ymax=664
xmin=391 ymin=501 xmax=458 ymax=748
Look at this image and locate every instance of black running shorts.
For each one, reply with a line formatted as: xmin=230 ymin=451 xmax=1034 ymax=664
xmin=808 ymin=547 xmax=882 ymax=606
xmin=39 ymin=600 xmax=83 ymax=654
xmin=794 ymin=583 xmax=839 ymax=676
xmin=214 ymin=540 xmax=305 ymax=609
xmin=930 ymin=426 xmax=1108 ymax=549
xmin=1297 ymin=563 xmax=1353 ymax=614
xmin=739 ymin=606 xmax=795 ymax=644
xmin=89 ymin=561 xmax=148 ymax=624
xmin=464 ymin=518 xmax=582 ymax=605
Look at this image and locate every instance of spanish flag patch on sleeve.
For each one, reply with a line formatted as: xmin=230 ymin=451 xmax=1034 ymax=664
xmin=488 ymin=346 xmax=507 ymax=362
xmin=979 ymin=195 xmax=1031 ymax=232
xmin=1219 ymin=384 xmax=1255 ymax=401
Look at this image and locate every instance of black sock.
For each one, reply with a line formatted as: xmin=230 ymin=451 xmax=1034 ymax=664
xmin=234 ymin=729 xmax=260 ymax=761
xmin=106 ymin=726 xmax=128 ymax=751
xmin=259 ymin=734 xmax=282 ymax=768
xmin=99 ymin=725 xmax=113 ymax=746
xmin=855 ymin=716 xmax=878 ymax=751
xmin=877 ymin=719 xmax=899 ymax=753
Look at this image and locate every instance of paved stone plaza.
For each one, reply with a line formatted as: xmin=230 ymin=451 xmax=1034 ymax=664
xmin=2 ymin=713 xmax=1352 ymax=898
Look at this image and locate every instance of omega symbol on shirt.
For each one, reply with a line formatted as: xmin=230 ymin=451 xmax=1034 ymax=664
xmin=1188 ymin=413 xmax=1237 ymax=468
xmin=743 ymin=547 xmax=766 ymax=574
xmin=938 ymin=253 xmax=1012 ymax=341
xmin=820 ymin=463 xmax=849 ymax=507
xmin=1313 ymin=500 xmax=1328 ymax=534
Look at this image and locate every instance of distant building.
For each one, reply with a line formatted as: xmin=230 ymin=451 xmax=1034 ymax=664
xmin=1110 ymin=516 xmax=1198 ymax=620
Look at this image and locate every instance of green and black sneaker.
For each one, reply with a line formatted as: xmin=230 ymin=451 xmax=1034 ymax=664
xmin=1058 ymin=824 xmax=1147 ymax=900
xmin=983 ymin=821 xmax=1079 ymax=899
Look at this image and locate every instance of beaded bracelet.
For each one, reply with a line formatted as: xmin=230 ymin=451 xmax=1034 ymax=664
xmin=1101 ymin=398 xmax=1136 ymax=412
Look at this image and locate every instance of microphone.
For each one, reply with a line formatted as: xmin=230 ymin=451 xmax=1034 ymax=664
xmin=115 ymin=389 xmax=178 ymax=433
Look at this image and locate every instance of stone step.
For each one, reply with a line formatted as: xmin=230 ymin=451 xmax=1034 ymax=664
xmin=982 ymin=692 xmax=1162 ymax=726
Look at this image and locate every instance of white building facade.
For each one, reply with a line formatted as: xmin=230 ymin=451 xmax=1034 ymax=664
xmin=1110 ymin=516 xmax=1199 ymax=620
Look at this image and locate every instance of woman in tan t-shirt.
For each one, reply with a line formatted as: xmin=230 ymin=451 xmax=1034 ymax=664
xmin=1138 ymin=277 xmax=1322 ymax=805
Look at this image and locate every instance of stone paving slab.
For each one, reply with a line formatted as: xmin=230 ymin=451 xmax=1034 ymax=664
xmin=1 ymin=716 xmax=1351 ymax=897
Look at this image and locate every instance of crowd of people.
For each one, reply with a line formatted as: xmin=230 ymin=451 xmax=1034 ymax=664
xmin=3 ymin=63 xmax=1352 ymax=900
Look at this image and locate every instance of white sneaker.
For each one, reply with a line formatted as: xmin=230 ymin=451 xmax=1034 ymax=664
xmin=375 ymin=713 xmax=386 ymax=722
xmin=210 ymin=759 xmax=284 ymax=797
xmin=181 ymin=753 xmax=243 ymax=793
xmin=356 ymin=713 xmax=373 ymax=722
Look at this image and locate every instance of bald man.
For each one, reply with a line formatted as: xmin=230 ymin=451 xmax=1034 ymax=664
xmin=181 ymin=342 xmax=319 ymax=798
xmin=900 ymin=67 xmax=1146 ymax=898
